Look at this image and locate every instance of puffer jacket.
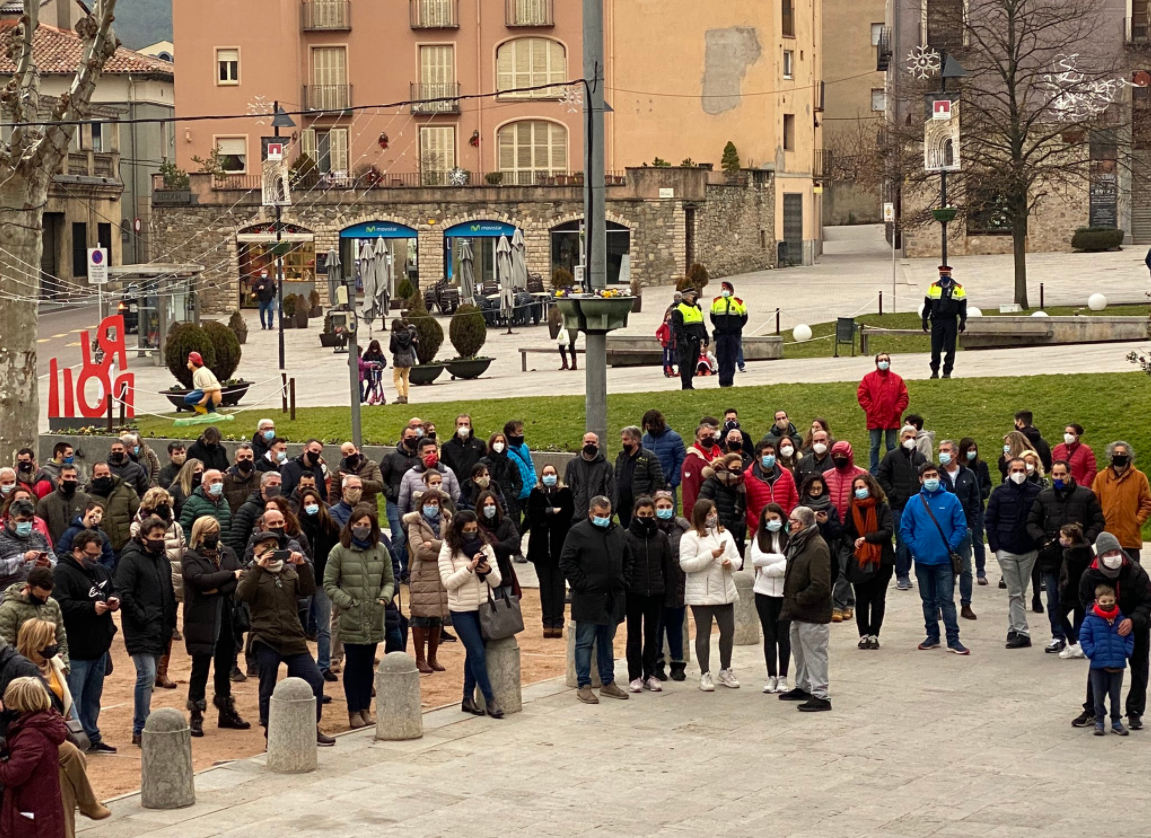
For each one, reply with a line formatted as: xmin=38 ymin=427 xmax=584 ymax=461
xmin=130 ymin=512 xmax=186 ymax=600
xmin=1058 ymin=543 xmax=1095 ymax=604
xmin=856 ymin=368 xmax=909 ymax=430
xmin=85 ymin=475 xmax=140 ymax=553
xmin=178 ymin=485 xmax=233 ymax=543
xmin=403 ymin=510 xmax=451 ymax=619
xmin=750 ymin=530 xmax=788 ymax=597
xmin=323 ymin=539 xmax=396 ymax=645
xmin=115 ymin=539 xmax=177 ymax=657
xmin=564 ymin=452 xmax=616 ymax=522
xmin=480 ymin=450 xmax=525 ymax=520
xmin=506 ymin=443 xmax=536 ymax=502
xmin=108 ymin=455 xmax=149 ymax=497
xmin=187 ymin=436 xmax=229 ymax=472
xmin=181 ymin=544 xmax=241 ymax=657
xmin=1026 ymin=480 xmax=1105 ymax=573
xmin=334 ymin=456 xmax=385 ymax=510
xmin=0 ymin=709 xmax=69 ymax=838
xmin=559 ymin=519 xmax=632 ymax=624
xmin=745 ymin=463 xmax=798 ymax=528
xmin=229 ymin=491 xmax=267 ymax=555
xmin=679 ymin=527 xmax=742 ymax=606
xmin=681 ymin=444 xmax=721 ymax=518
xmin=0 ymin=526 xmax=56 ymax=592
xmin=1080 ymin=606 xmax=1135 ymax=670
xmin=613 ymin=447 xmax=667 ymax=513
xmin=526 ymin=486 xmax=575 ymax=567
xmin=642 ymin=427 xmax=686 ymax=490
xmin=438 ymin=542 xmax=502 ymax=612
xmin=657 ymin=516 xmax=690 ymax=608
xmin=1078 ymin=554 xmax=1151 ymax=627
xmin=1092 ymin=466 xmax=1151 ymax=550
xmin=697 ymin=466 xmax=747 ymax=544
xmin=56 ymin=518 xmax=114 ymax=569
xmin=236 ymin=560 xmax=316 ymax=657
xmin=0 ymin=582 xmax=68 ymax=666
xmin=986 ymin=479 xmax=1043 ymax=555
xmin=380 ymin=441 xmax=423 ymax=505
xmin=223 ymin=464 xmax=260 ymax=514
xmin=398 ymin=464 xmax=462 ymax=514
xmin=760 ymin=422 xmax=803 ymax=453
xmin=622 ymin=519 xmax=671 ymax=598
xmin=390 ymin=327 xmax=417 ymax=368
xmin=824 ymin=441 xmax=867 ymax=518
xmin=877 ymin=446 xmax=927 ymax=511
xmin=1052 ymin=441 xmax=1097 ymax=487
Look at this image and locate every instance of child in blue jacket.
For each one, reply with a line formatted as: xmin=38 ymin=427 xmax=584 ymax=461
xmin=1079 ymin=583 xmax=1135 ymax=736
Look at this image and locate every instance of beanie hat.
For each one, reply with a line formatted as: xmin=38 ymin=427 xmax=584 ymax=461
xmin=1095 ymin=532 xmax=1125 ymax=560
xmin=188 ymin=351 xmax=204 ymax=367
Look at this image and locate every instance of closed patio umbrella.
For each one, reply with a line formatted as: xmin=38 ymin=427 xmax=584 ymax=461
xmin=372 ymin=237 xmax=391 ymax=324
xmin=458 ymin=238 xmax=476 ymax=307
xmin=324 ymin=245 xmax=341 ymax=306
xmin=359 ymin=240 xmax=378 ymax=323
xmin=497 ymin=235 xmax=515 ymax=333
xmin=511 ymin=228 xmax=528 ymax=290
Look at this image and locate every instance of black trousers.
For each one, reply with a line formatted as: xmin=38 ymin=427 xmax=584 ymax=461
xmin=930 ymin=318 xmax=958 ymax=375
xmin=534 ymin=558 xmax=567 ymax=629
xmin=188 ymin=615 xmax=235 ymax=704
xmin=754 ymin=593 xmax=790 ymax=677
xmin=678 ymin=337 xmax=701 ymax=389
xmin=254 ymin=641 xmax=325 ymax=727
xmin=715 ymin=333 xmax=739 ymax=388
xmin=852 ymin=565 xmax=894 ymax=637
xmin=343 ymin=642 xmax=378 ymax=713
xmin=1083 ymin=627 xmax=1149 ymax=719
xmin=626 ymin=593 xmax=664 ymax=681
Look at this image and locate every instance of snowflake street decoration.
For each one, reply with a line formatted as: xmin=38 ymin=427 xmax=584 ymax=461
xmin=560 ymin=84 xmax=584 ymax=113
xmin=449 ymin=167 xmax=470 ymax=186
xmin=1042 ymin=54 xmax=1130 ymax=122
xmin=247 ymin=95 xmax=272 ymax=126
xmin=907 ymin=45 xmax=941 ymax=80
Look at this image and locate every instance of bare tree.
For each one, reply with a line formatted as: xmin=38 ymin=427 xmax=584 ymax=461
xmin=0 ymin=1 xmax=119 ymax=459
xmin=825 ymin=117 xmax=885 ymax=192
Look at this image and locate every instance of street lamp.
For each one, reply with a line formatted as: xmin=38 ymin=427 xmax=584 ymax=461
xmin=935 ymin=55 xmax=966 ymax=265
xmin=271 ymin=104 xmax=296 ymax=373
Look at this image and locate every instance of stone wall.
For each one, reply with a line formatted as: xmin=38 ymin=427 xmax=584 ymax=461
xmin=694 ymin=180 xmax=775 ymax=278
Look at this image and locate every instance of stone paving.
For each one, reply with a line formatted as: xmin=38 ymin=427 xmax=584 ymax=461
xmin=81 ymin=554 xmax=1148 ymax=838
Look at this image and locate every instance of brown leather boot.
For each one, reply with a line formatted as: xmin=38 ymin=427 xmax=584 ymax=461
xmin=413 ymin=627 xmax=433 ymax=673
xmin=155 ymin=640 xmax=177 ymax=689
xmin=427 ymin=626 xmax=445 ymax=672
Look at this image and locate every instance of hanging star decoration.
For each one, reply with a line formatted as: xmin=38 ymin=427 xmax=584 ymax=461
xmin=1042 ymin=54 xmax=1130 ymax=122
xmin=560 ymin=84 xmax=584 ymax=114
xmin=247 ymin=95 xmax=273 ymax=126
xmin=907 ymin=45 xmax=941 ymax=80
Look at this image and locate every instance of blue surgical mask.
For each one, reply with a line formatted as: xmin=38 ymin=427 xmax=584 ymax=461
xmin=483 ymin=506 xmax=497 ymax=519
xmin=656 ymin=508 xmax=674 ymax=520
xmin=208 ymin=482 xmax=224 ymax=497
xmin=966 ymin=450 xmax=976 ymax=461
xmin=923 ymin=478 xmax=941 ymax=492
xmin=63 ymin=456 xmax=75 ymax=465
xmin=1003 ymin=445 xmax=1011 ymax=455
xmin=593 ymin=516 xmax=611 ymax=528
xmin=133 ymin=446 xmax=140 ymax=456
xmin=277 ymin=451 xmax=288 ymax=463
xmin=423 ymin=505 xmax=441 ymax=519
xmin=877 ymin=361 xmax=890 ymax=371
xmin=1053 ymin=479 xmax=1066 ymax=491
xmin=855 ymin=487 xmax=870 ymax=500
xmin=938 ymin=452 xmax=951 ymax=466
xmin=264 ymin=430 xmax=276 ymax=440
xmin=542 ymin=475 xmax=557 ymax=487
xmin=14 ymin=521 xmax=32 ymax=537
xmin=761 ymin=455 xmax=776 ymax=469
xmin=766 ymin=519 xmax=782 ymax=532
xmin=304 ymin=503 xmax=319 ymax=516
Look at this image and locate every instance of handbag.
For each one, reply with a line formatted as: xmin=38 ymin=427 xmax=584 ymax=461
xmin=65 ymin=717 xmax=91 ymax=752
xmin=478 ymin=585 xmax=524 ymax=640
xmin=918 ymin=496 xmax=964 ymax=575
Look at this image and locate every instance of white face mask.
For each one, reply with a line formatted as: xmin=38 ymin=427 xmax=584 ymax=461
xmin=1025 ymin=463 xmax=1035 ymax=473
xmin=493 ymin=442 xmax=505 ymax=454
xmin=1064 ymin=433 xmax=1076 ymax=445
xmin=780 ymin=446 xmax=794 ymax=458
xmin=458 ymin=427 xmax=470 ymax=439
xmin=813 ymin=443 xmax=828 ymax=455
xmin=1010 ymin=472 xmax=1027 ymax=485
xmin=902 ymin=438 xmax=916 ymax=450
xmin=1102 ymin=554 xmax=1123 ymax=570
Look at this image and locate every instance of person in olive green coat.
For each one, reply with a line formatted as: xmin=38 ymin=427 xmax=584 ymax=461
xmin=323 ymin=503 xmax=395 ymax=730
xmin=177 ymin=473 xmax=233 ymax=544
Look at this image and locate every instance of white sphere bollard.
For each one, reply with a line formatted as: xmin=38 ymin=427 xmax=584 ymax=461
xmin=1032 ymin=310 xmax=1049 ymax=317
xmin=793 ymin=324 xmax=812 ymax=342
xmin=1088 ymin=293 xmax=1107 ymax=311
xmin=967 ymin=306 xmax=983 ymax=318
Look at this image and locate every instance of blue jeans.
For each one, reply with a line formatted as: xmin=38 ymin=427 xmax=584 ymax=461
xmin=451 ymin=610 xmax=494 ymax=703
xmin=658 ymin=605 xmax=686 ymax=663
xmin=259 ymin=298 xmax=275 ymax=328
xmin=662 ymin=346 xmax=675 ymax=371
xmin=892 ymin=507 xmax=912 ymax=582
xmin=971 ymin=509 xmax=986 ymax=575
xmin=915 ymin=562 xmax=960 ymax=646
xmin=131 ymin=652 xmax=161 ymax=735
xmin=313 ymin=586 xmax=333 ymax=671
xmin=66 ymin=654 xmax=107 ymax=744
xmin=1042 ymin=570 xmax=1075 ymax=642
xmin=868 ymin=428 xmax=898 ymax=475
xmin=1090 ymin=668 xmax=1124 ymax=723
xmin=574 ymin=621 xmax=617 ymax=688
xmin=386 ymin=500 xmax=408 ymax=573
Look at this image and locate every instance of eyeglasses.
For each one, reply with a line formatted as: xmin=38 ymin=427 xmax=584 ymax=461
xmin=82 ymin=551 xmax=102 ymax=560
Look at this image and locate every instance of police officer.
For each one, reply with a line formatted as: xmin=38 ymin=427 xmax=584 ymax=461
xmin=672 ymin=288 xmax=708 ymax=390
xmin=709 ymin=281 xmax=748 ymax=388
xmin=922 ymin=265 xmax=967 ymax=379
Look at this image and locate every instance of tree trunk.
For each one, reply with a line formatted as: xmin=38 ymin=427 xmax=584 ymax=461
xmin=1012 ymin=218 xmax=1029 ymax=309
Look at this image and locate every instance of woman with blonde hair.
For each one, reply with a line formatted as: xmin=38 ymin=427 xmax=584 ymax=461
xmin=403 ymin=488 xmax=451 ymax=672
xmin=169 ymin=458 xmax=204 ymax=519
xmin=130 ymin=487 xmax=186 ymax=683
xmin=998 ymin=431 xmax=1037 ymax=483
xmin=0 ymin=676 xmax=69 ymax=838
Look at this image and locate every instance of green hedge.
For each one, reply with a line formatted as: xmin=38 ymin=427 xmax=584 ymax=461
xmin=1071 ymin=227 xmax=1124 ymax=252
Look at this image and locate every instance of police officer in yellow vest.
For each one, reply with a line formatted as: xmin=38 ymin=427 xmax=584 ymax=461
xmin=922 ymin=265 xmax=967 ymax=379
xmin=671 ymin=288 xmax=708 ymax=390
xmin=710 ymin=281 xmax=749 ymax=388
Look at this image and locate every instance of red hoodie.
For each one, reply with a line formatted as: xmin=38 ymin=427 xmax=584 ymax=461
xmin=824 ymin=440 xmax=867 ymax=518
xmin=681 ymin=442 xmax=721 ymax=517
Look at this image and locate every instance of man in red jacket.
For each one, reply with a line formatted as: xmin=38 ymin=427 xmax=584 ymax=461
xmin=680 ymin=423 xmax=722 ymax=518
xmin=857 ymin=353 xmax=910 ymax=476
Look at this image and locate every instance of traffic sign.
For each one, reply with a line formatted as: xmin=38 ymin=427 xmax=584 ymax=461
xmin=87 ymin=247 xmax=109 ymax=285
xmin=883 ymin=202 xmax=895 ymax=222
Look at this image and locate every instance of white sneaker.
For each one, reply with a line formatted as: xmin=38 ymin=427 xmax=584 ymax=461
xmin=1059 ymin=643 xmax=1075 ymax=660
xmin=763 ymin=676 xmax=778 ymax=694
xmin=699 ymin=672 xmax=715 ymax=692
xmin=776 ymin=676 xmax=789 ymax=693
xmin=644 ymin=676 xmax=663 ymax=692
xmin=1070 ymin=643 xmax=1085 ymax=659
xmin=628 ymin=678 xmax=644 ymax=694
xmin=717 ymin=669 xmax=740 ymax=689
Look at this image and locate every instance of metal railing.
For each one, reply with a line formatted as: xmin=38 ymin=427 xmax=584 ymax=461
xmin=876 ymin=25 xmax=892 ymax=71
xmin=303 ymin=84 xmax=352 ymax=111
xmin=506 ymin=0 xmax=553 ymax=27
xmin=410 ymin=0 xmax=458 ymax=28
xmin=302 ymin=0 xmax=351 ymax=30
xmin=207 ymin=170 xmax=627 ymax=191
xmin=410 ymin=82 xmax=461 ymax=114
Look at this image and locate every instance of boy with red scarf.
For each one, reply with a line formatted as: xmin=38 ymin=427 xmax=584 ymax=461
xmin=1080 ymin=582 xmax=1135 ymax=736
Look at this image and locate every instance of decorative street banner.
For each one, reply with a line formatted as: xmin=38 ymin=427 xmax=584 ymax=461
xmin=48 ymin=314 xmax=135 ymax=422
xmin=262 ymin=136 xmax=291 ymax=207
xmin=924 ymin=94 xmax=961 ymax=173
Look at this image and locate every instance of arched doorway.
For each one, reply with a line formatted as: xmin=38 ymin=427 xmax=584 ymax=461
xmin=236 ymin=222 xmax=315 ymax=308
xmin=550 ymin=219 xmax=630 ymax=285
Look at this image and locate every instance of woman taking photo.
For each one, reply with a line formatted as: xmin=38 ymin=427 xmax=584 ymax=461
xmin=438 ymin=511 xmax=504 ymax=718
xmin=403 ymin=489 xmax=451 ymax=673
xmin=181 ymin=517 xmax=249 ymax=736
xmin=679 ymin=499 xmax=742 ymax=692
xmin=798 ymin=473 xmax=842 ymax=549
xmin=526 ymin=464 xmax=574 ymax=638
xmin=476 ymin=490 xmax=520 ymax=596
xmin=843 ymin=474 xmax=895 ymax=649
xmin=653 ymin=490 xmax=689 ymax=681
xmin=323 ymin=505 xmax=395 ymax=729
xmin=297 ymin=487 xmax=341 ymax=679
xmin=750 ymin=503 xmax=790 ymax=693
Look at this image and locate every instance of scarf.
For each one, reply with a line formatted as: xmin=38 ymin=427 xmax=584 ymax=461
xmin=850 ymin=497 xmax=882 ymax=572
xmin=785 ymin=523 xmax=814 ymax=562
xmin=1093 ymin=601 xmax=1120 ymax=621
xmin=202 ymin=546 xmax=220 ymax=570
xmin=803 ymin=492 xmax=832 ymax=512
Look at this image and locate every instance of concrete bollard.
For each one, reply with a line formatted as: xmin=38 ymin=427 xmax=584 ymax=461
xmin=375 ymin=652 xmax=423 ymax=740
xmin=565 ymin=620 xmax=603 ymax=688
xmin=733 ymin=569 xmax=761 ymax=646
xmin=267 ymin=677 xmax=317 ymax=774
xmin=475 ymin=636 xmax=522 ymax=714
xmin=140 ymin=708 xmax=195 ymax=810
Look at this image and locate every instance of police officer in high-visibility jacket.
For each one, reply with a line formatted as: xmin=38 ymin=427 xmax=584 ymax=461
xmin=672 ymin=288 xmax=708 ymax=390
xmin=709 ymin=281 xmax=748 ymax=388
xmin=922 ymin=265 xmax=967 ymax=379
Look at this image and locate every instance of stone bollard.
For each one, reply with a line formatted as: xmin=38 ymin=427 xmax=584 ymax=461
xmin=141 ymin=708 xmax=195 ymax=810
xmin=267 ymin=677 xmax=317 ymax=774
xmin=733 ymin=569 xmax=761 ymax=646
xmin=375 ymin=652 xmax=423 ymax=740
xmin=475 ymin=636 xmax=522 ymax=714
xmin=565 ymin=620 xmax=603 ymax=688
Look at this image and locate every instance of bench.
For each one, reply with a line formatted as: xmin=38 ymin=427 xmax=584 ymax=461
xmin=520 ymin=347 xmax=585 ymax=371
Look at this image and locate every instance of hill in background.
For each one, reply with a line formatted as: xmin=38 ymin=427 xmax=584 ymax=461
xmin=112 ymin=0 xmax=171 ymax=50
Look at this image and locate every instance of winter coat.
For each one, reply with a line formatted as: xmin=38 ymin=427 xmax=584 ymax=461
xmin=1052 ymin=441 xmax=1098 ymax=487
xmin=0 ymin=709 xmax=69 ymax=838
xmin=843 ymin=501 xmax=896 ymax=584
xmin=527 ymin=486 xmax=574 ymax=567
xmin=389 ymin=328 xmax=417 ymax=368
xmin=900 ymin=487 xmax=967 ymax=566
xmin=236 ymin=561 xmax=316 ymax=657
xmin=35 ymin=488 xmax=92 ymax=547
xmin=479 ymin=514 xmax=522 ymax=590
xmin=1059 ymin=543 xmax=1095 ymax=604
xmin=642 ymin=428 xmax=686 ymax=490
xmin=0 ymin=525 xmax=55 ymax=593
xmin=1026 ymin=481 xmax=1106 ymax=573
xmin=760 ymin=423 xmax=804 ymax=454
xmin=178 ymin=485 xmax=233 ymax=544
xmin=459 ymin=479 xmax=509 ymax=516
xmin=698 ymin=467 xmax=747 ymax=542
xmin=85 ymin=475 xmax=139 ymax=553
xmin=1092 ymin=467 xmax=1151 ymax=550
xmin=403 ymin=511 xmax=451 ymax=619
xmin=298 ymin=513 xmax=340 ymax=582
xmin=133 ymin=444 xmax=162 ymax=486
xmin=130 ymin=513 xmax=186 ymax=600
xmin=256 ymin=452 xmax=285 ymax=475
xmin=824 ymin=441 xmax=868 ymax=519
xmin=52 ymin=554 xmax=117 ymax=661
xmin=559 ymin=519 xmax=633 ymax=624
xmin=876 ymin=446 xmax=927 ymax=511
xmin=914 ymin=429 xmax=936 ymax=462
xmin=223 ymin=464 xmax=261 ymax=514
xmin=856 ymin=368 xmax=909 ymax=430
xmin=680 ymin=443 xmax=721 ymax=518
xmin=158 ymin=462 xmax=182 ymax=491
xmin=1080 ymin=607 xmax=1135 ymax=670
xmin=187 ymin=436 xmax=229 ymax=472
xmin=968 ymin=458 xmax=992 ymax=505
xmin=657 ymin=517 xmax=690 ymax=608
xmin=324 ymin=541 xmax=396 ymax=645
xmin=229 ymin=491 xmax=268 ymax=555
xmin=564 ymin=453 xmax=616 ymax=523
xmin=985 ymin=479 xmax=1043 ymax=555
xmin=108 ymin=456 xmax=149 ymax=497
xmin=334 ymin=457 xmax=385 ymax=510
xmin=801 ymin=495 xmax=843 ymax=550
xmin=745 ymin=463 xmax=798 ymax=528
xmin=480 ymin=451 xmax=524 ymax=520
xmin=329 ymin=501 xmax=355 ymax=530
xmin=622 ymin=519 xmax=672 ymax=598
xmin=380 ymin=442 xmax=423 ymax=505
xmin=506 ymin=443 xmax=536 ymax=502
xmin=940 ymin=465 xmax=981 ymax=525
xmin=181 ymin=544 xmax=241 ymax=657
xmin=441 ymin=435 xmax=487 ymax=487
xmin=1078 ymin=555 xmax=1151 ymax=627
xmin=780 ymin=527 xmax=833 ymax=624
xmin=398 ymin=463 xmax=461 ymax=514
xmin=679 ymin=527 xmax=742 ymax=606
xmin=613 ymin=447 xmax=667 ymax=513
xmin=115 ymin=539 xmax=177 ymax=656
xmin=0 ymin=583 xmax=68 ymax=666
xmin=750 ymin=530 xmax=788 ymax=597
xmin=56 ymin=518 xmax=114 ymax=569
xmin=795 ymin=450 xmax=834 ymax=488
xmin=281 ymin=454 xmax=328 ymax=503
xmin=438 ymin=542 xmax=502 ymax=612
xmin=1019 ymin=425 xmax=1053 ymax=472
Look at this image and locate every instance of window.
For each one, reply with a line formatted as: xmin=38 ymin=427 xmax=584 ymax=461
xmin=783 ymin=50 xmax=794 ymax=80
xmin=416 ymin=44 xmax=456 ymax=110
xmin=311 ymin=47 xmax=349 ymax=109
xmin=420 ymin=126 xmax=456 ymax=185
xmin=498 ymin=120 xmax=567 ymax=184
xmin=782 ymin=0 xmax=795 ymax=37
xmin=871 ymin=88 xmax=887 ymax=111
xmin=91 ymin=122 xmax=103 ymax=152
xmin=301 ymin=128 xmax=349 ymax=175
xmin=496 ymin=38 xmax=566 ymax=97
xmin=411 ymin=0 xmax=458 ymax=28
xmin=97 ymin=222 xmax=113 ymax=266
xmin=926 ymin=0 xmax=964 ymax=50
xmin=71 ymin=222 xmax=87 ymax=278
xmin=215 ymin=137 xmax=247 ymax=173
xmin=216 ymin=48 xmax=239 ymax=85
xmin=508 ymin=0 xmax=553 ymax=26
xmin=783 ymin=114 xmax=795 ymax=151
xmin=870 ymin=23 xmax=885 ymax=45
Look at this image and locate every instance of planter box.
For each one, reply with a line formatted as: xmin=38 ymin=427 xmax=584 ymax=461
xmin=309 ymin=306 xmax=322 ymax=318
xmin=409 ymin=363 xmax=446 ymax=386
xmin=295 ymin=312 xmax=309 ymax=329
xmin=320 ymin=333 xmax=343 ymax=348
xmin=555 ymin=296 xmax=635 ymax=334
xmin=932 ymin=208 xmax=958 ymax=223
xmin=446 ymin=358 xmax=493 ymax=380
xmin=163 ymin=381 xmax=252 ymax=413
xmin=234 ymin=331 xmax=247 ymax=345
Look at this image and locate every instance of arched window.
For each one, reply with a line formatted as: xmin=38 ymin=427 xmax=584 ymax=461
xmin=498 ymin=121 xmax=568 ymax=184
xmin=496 ymin=38 xmax=566 ymax=98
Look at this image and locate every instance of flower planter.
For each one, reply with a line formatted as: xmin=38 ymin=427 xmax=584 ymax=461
xmin=295 ymin=311 xmax=309 ymax=329
xmin=555 ymin=296 xmax=635 ymax=334
xmin=409 ymin=363 xmax=446 ymax=386
xmin=320 ymin=333 xmax=343 ymax=348
xmin=233 ymin=331 xmax=247 ymax=346
xmin=445 ymin=357 xmax=493 ymax=380
xmin=932 ymin=208 xmax=958 ymax=224
xmin=164 ymin=381 xmax=252 ymax=412
xmin=309 ymin=306 xmax=322 ymax=318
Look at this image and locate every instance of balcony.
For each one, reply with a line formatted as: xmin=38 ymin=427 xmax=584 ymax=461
xmin=506 ymin=0 xmax=553 ymax=27
xmin=410 ymin=0 xmax=458 ymax=28
xmin=1128 ymin=16 xmax=1150 ymax=44
xmin=302 ymin=0 xmax=351 ymax=31
xmin=303 ymin=84 xmax=352 ymax=112
xmin=876 ymin=25 xmax=892 ymax=71
xmin=814 ymin=79 xmax=825 ymax=113
xmin=64 ymin=150 xmax=119 ymax=179
xmin=813 ymin=149 xmax=831 ymax=180
xmin=410 ymin=82 xmax=461 ymax=114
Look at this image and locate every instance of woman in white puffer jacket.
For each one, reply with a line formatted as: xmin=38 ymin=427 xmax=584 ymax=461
xmin=679 ymin=499 xmax=742 ymax=692
xmin=750 ymin=502 xmax=791 ymax=695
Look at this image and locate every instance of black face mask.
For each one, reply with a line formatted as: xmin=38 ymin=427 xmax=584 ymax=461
xmin=40 ymin=644 xmax=59 ymax=659
xmin=146 ymin=538 xmax=166 ymax=554
xmin=724 ymin=420 xmax=740 ymax=431
xmin=264 ymin=485 xmax=281 ymax=499
xmin=462 ymin=536 xmax=483 ymax=556
xmin=402 ymin=437 xmax=418 ymax=451
xmin=347 ymin=453 xmax=363 ymax=469
xmin=636 ymin=517 xmax=657 ymax=534
xmin=833 ymin=457 xmax=849 ymax=469
xmin=202 ymin=535 xmax=220 ymax=550
xmin=583 ymin=444 xmax=598 ymax=457
xmin=1113 ymin=455 xmax=1130 ymax=468
xmin=237 ymin=460 xmax=255 ymax=474
xmin=91 ymin=476 xmax=113 ymax=494
xmin=17 ymin=462 xmax=32 ymax=473
xmin=728 ymin=441 xmax=742 ymax=452
xmin=427 ymin=432 xmax=437 ymax=441
xmin=60 ymin=481 xmax=78 ymax=496
xmin=507 ymin=435 xmax=524 ymax=448
xmin=109 ymin=453 xmax=125 ymax=465
xmin=155 ymin=504 xmax=172 ymax=521
xmin=304 ymin=452 xmax=319 ymax=466
xmin=27 ymin=593 xmax=46 ymax=606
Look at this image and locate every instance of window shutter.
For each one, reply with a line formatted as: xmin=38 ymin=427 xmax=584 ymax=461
xmin=550 ymin=122 xmax=566 ymax=170
xmin=330 ymin=128 xmax=349 ymax=172
xmin=420 ymin=45 xmax=453 ymax=85
xmin=301 ymin=128 xmax=317 ymax=161
xmin=497 ymin=43 xmax=514 ymax=92
xmin=498 ymin=126 xmax=515 ymax=171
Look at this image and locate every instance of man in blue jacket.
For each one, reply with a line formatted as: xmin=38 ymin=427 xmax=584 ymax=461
xmin=986 ymin=457 xmax=1044 ymax=649
xmin=641 ymin=410 xmax=685 ymax=508
xmin=900 ymin=463 xmax=970 ymax=654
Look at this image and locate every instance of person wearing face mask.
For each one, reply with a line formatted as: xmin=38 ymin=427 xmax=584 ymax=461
xmin=795 ymin=429 xmax=835 ymax=488
xmin=709 ymin=282 xmax=748 ymax=387
xmin=997 ymin=430 xmax=1038 ymax=483
xmin=168 ymin=459 xmax=204 ymax=520
xmin=36 ymin=465 xmax=90 ymax=547
xmin=778 ymin=506 xmax=834 ymax=711
xmin=651 ymin=491 xmax=690 ymax=681
xmin=257 ymin=439 xmax=289 ymax=475
xmin=158 ymin=442 xmax=188 ymax=490
xmin=480 ymin=432 xmax=525 ymax=529
xmin=53 ymin=530 xmax=119 ymax=753
xmin=131 ymin=488 xmax=187 ymax=670
xmin=1071 ymin=532 xmax=1151 ymax=730
xmin=281 ymin=439 xmax=328 ymax=503
xmin=761 ymin=410 xmax=804 ymax=454
xmin=1092 ymin=441 xmax=1151 ymax=565
xmin=844 ymin=475 xmax=896 ymax=650
xmin=475 ymin=491 xmax=522 ymax=598
xmin=121 ymin=433 xmax=160 ymax=489
xmin=402 ymin=490 xmax=451 ymax=673
xmin=921 ymin=265 xmax=967 ymax=378
xmin=985 ymin=458 xmax=1044 ymax=648
xmin=751 ymin=503 xmax=792 ymax=694
xmin=187 ymin=426 xmax=230 ymax=473
xmin=222 ymin=444 xmax=260 ymax=514
xmin=228 ymin=472 xmax=281 ymax=556
xmin=642 ymin=410 xmax=686 ymax=510
xmin=14 ymin=449 xmax=53 ymax=500
xmin=681 ymin=424 xmax=722 ymax=521
xmin=672 ymin=287 xmax=709 ymax=390
xmin=564 ymin=433 xmax=617 ymax=525
xmin=56 ymin=502 xmax=115 ymax=570
xmin=722 ymin=428 xmax=752 ymax=471
xmin=0 ymin=499 xmax=57 ymax=593
xmin=460 ymin=464 xmax=509 ymax=515
xmin=178 ymin=470 xmax=233 ymax=548
xmin=797 ymin=474 xmax=843 ymax=561
xmin=722 ymin=410 xmax=755 ymax=456
xmin=252 ymin=419 xmax=277 ymax=462
xmin=621 ymin=498 xmax=673 ymax=693
xmin=106 ymin=441 xmax=148 ymax=499
xmin=613 ymin=426 xmax=666 ymax=529
xmin=527 ymin=466 xmax=575 ymax=638
xmin=698 ymin=453 xmax=748 ymax=556
xmin=936 ymin=440 xmax=980 ymax=620
xmin=398 ymin=439 xmax=462 ymax=516
xmin=115 ymin=517 xmax=178 ymax=744
xmin=297 ymin=488 xmax=340 ymax=680
xmin=0 ymin=568 xmax=68 ymax=670
xmin=857 ymin=353 xmax=910 ymax=475
xmin=746 ymin=441 xmax=799 ymax=533
xmin=1052 ymin=423 xmax=1097 ymax=487
xmin=878 ymin=425 xmax=927 ymax=591
xmin=334 ymin=441 xmax=384 ymax=510
xmin=899 ymin=464 xmax=970 ymax=654
xmin=958 ymin=438 xmax=992 ymax=585
xmin=442 ymin=415 xmax=488 ymax=488
xmin=903 ymin=414 xmax=936 ymax=462
xmin=824 ymin=442 xmax=867 ymax=622
xmin=41 ymin=441 xmax=82 ymax=489
xmin=330 ymin=475 xmax=363 ymax=530
xmin=501 ymin=420 xmax=536 ymax=526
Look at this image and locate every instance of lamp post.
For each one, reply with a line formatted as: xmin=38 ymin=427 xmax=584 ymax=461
xmin=271 ymin=104 xmax=296 ymax=373
xmin=936 ymin=56 xmax=966 ymax=266
xmin=582 ymin=0 xmax=608 ymax=442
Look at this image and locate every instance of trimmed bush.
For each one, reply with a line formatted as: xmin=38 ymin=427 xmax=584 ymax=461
xmin=227 ymin=309 xmax=246 ymax=333
xmin=282 ymin=293 xmax=298 ymax=318
xmin=449 ymin=303 xmax=487 ymax=359
xmin=396 ymin=277 xmax=415 ymax=300
xmin=411 ymin=305 xmax=444 ymax=364
xmin=164 ymin=323 xmax=216 ymax=389
xmin=1071 ymin=227 xmax=1124 ymax=252
xmin=202 ymin=321 xmax=242 ymax=382
xmin=685 ymin=263 xmax=710 ymax=292
xmin=551 ymin=267 xmax=573 ymax=289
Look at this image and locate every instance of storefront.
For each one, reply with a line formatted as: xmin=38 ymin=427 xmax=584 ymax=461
xmin=237 ymin=223 xmax=316 ymax=308
xmin=550 ymin=220 xmax=631 ymax=285
xmin=443 ymin=220 xmax=520 ymax=287
xmin=340 ymin=221 xmax=418 ymax=294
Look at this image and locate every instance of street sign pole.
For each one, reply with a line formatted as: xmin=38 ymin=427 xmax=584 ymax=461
xmin=583 ymin=0 xmax=608 ymax=443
